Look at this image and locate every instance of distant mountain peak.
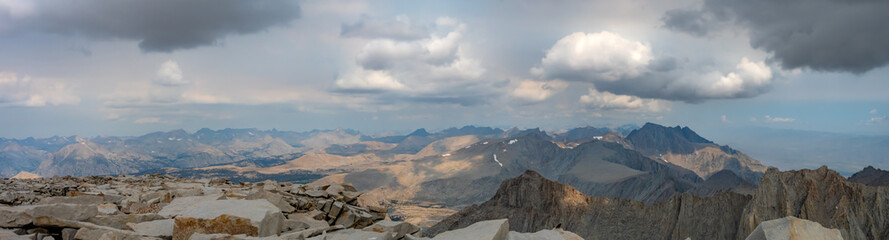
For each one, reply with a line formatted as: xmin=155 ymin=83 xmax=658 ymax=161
xmin=407 ymin=128 xmax=430 ymax=137
xmin=849 ymin=165 xmax=889 ymax=186
xmin=626 ymin=123 xmax=713 ymax=155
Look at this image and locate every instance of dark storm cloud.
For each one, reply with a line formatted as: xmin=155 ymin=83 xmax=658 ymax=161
xmin=5 ymin=0 xmax=300 ymax=52
xmin=663 ymin=0 xmax=889 ymax=73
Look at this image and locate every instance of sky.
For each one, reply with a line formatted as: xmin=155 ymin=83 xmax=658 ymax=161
xmin=0 ymin=0 xmax=887 ymax=138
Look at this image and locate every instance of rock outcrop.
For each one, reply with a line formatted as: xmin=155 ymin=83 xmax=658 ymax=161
xmin=738 ymin=167 xmax=889 ymax=240
xmin=430 ymin=167 xmax=889 ymax=240
xmin=744 ymin=216 xmax=843 ymax=240
xmin=427 ymin=170 xmax=751 ymax=239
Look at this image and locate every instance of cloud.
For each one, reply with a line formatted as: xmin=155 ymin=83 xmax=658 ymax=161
xmin=155 ymin=60 xmax=189 ymax=86
xmin=334 ymin=69 xmax=407 ymax=92
xmin=721 ymin=115 xmax=730 ymax=123
xmin=333 ymin=17 xmax=497 ymax=106
xmin=870 ymin=109 xmax=878 ymax=115
xmin=532 ymin=32 xmax=653 ymax=82
xmin=0 ymin=0 xmax=300 ymax=52
xmin=868 ymin=116 xmax=887 ymax=124
xmin=534 ymin=31 xmax=774 ymax=103
xmin=662 ymin=0 xmax=889 ymax=73
xmin=340 ymin=15 xmax=428 ymax=40
xmin=579 ymin=88 xmax=668 ymax=112
xmin=661 ymin=9 xmax=721 ymax=37
xmin=511 ymin=80 xmax=567 ymax=103
xmin=0 ymin=72 xmax=80 ymax=107
xmin=764 ymin=115 xmax=795 ymax=123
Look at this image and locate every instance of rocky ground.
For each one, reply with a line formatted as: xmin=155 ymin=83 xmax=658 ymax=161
xmin=0 ymin=174 xmax=582 ymax=240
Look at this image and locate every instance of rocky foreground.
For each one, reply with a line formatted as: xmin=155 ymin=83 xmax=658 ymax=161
xmin=0 ymin=174 xmax=583 ymax=240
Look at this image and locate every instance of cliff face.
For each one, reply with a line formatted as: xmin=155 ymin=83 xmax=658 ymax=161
xmin=430 ymin=167 xmax=889 ymax=240
xmin=426 ymin=170 xmax=751 ymax=240
xmin=739 ymin=167 xmax=889 ymax=240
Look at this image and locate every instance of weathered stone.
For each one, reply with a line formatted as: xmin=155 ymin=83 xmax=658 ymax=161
xmin=367 ymin=205 xmax=387 ymax=213
xmin=62 ymin=228 xmax=78 ymax=240
xmin=278 ymin=225 xmax=345 ymax=239
xmin=287 ymin=212 xmax=329 ymax=229
xmin=507 ymin=229 xmax=584 ymax=240
xmin=0 ymin=228 xmax=30 ymax=240
xmin=97 ymin=203 xmax=121 ymax=215
xmin=307 ymin=210 xmax=326 ymax=220
xmin=37 ymin=195 xmax=104 ymax=205
xmin=246 ymin=190 xmax=295 ymax=213
xmin=364 ymin=220 xmax=421 ymax=239
xmin=432 ymin=219 xmax=508 ymax=240
xmin=157 ymin=194 xmax=222 ymax=217
xmin=0 ymin=206 xmax=33 ymax=227
xmin=304 ymin=190 xmax=328 ymax=198
xmin=307 ymin=228 xmax=394 ymax=240
xmin=74 ymin=227 xmax=149 ymax=240
xmin=172 ymin=199 xmax=284 ymax=240
xmin=342 ymin=191 xmax=361 ymax=204
xmin=325 ymin=184 xmax=345 ymax=197
xmin=29 ymin=204 xmax=99 ymax=222
xmin=327 ymin=201 xmax=344 ymax=222
xmin=128 ymin=219 xmax=174 ymax=237
xmin=121 ymin=202 xmax=160 ymax=214
xmin=87 ymin=213 xmax=166 ymax=230
xmin=745 ymin=217 xmax=843 ymax=240
xmin=333 ymin=209 xmax=357 ymax=228
xmin=341 ymin=184 xmax=357 ymax=193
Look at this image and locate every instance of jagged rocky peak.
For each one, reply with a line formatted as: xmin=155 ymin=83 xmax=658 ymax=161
xmin=849 ymin=165 xmax=889 ymax=186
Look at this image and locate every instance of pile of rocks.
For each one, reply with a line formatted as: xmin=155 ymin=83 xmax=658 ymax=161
xmin=0 ymin=175 xmax=402 ymax=240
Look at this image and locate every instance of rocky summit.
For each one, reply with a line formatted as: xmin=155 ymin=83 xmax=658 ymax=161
xmin=429 ymin=167 xmax=889 ymax=240
xmin=0 ymin=174 xmax=583 ymax=240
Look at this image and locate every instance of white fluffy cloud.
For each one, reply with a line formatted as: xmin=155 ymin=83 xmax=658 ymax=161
xmin=155 ymin=60 xmax=189 ymax=86
xmin=532 ymin=32 xmax=652 ymax=82
xmin=511 ymin=80 xmax=568 ymax=102
xmin=870 ymin=109 xmax=878 ymax=114
xmin=534 ymin=31 xmax=775 ymax=103
xmin=333 ymin=17 xmax=493 ymax=105
xmin=764 ymin=115 xmax=795 ymax=123
xmin=579 ymin=88 xmax=667 ymax=112
xmin=0 ymin=72 xmax=80 ymax=107
xmin=707 ymin=58 xmax=773 ymax=98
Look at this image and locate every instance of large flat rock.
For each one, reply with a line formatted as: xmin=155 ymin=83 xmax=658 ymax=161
xmin=172 ymin=199 xmax=284 ymax=240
